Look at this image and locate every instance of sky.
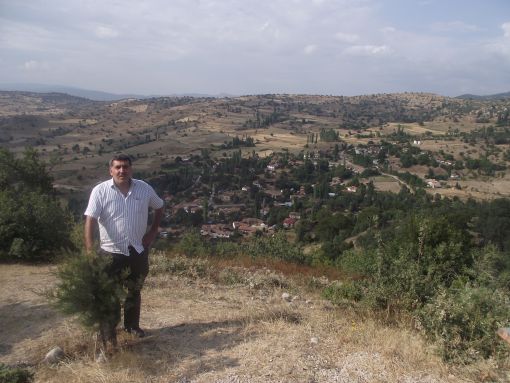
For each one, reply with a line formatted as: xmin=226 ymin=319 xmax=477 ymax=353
xmin=0 ymin=0 xmax=509 ymax=97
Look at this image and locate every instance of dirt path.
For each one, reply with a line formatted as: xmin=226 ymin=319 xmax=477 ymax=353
xmin=0 ymin=263 xmax=477 ymax=382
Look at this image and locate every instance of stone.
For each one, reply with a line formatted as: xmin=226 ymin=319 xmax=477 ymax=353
xmin=497 ymin=328 xmax=510 ymax=345
xmin=95 ymin=350 xmax=108 ymax=363
xmin=310 ymin=337 xmax=319 ymax=344
xmin=281 ymin=292 xmax=291 ymax=302
xmin=44 ymin=346 xmax=65 ymax=364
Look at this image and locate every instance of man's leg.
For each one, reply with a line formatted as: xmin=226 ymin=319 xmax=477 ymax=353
xmin=100 ymin=251 xmax=127 ymax=344
xmin=124 ymin=247 xmax=149 ymax=335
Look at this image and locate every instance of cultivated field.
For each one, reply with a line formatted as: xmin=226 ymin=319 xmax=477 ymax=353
xmin=2 ymin=91 xmax=510 ymax=200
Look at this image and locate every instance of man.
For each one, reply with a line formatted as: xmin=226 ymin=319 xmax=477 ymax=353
xmin=84 ymin=154 xmax=164 ymax=338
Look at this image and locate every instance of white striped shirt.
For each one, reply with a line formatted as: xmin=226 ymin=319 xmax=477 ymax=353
xmin=84 ymin=178 xmax=164 ymax=256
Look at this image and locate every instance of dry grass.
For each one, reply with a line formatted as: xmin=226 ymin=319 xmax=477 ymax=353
xmin=0 ymin=257 xmax=507 ymax=382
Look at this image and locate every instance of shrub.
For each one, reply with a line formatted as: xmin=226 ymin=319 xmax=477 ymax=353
xmin=322 ymin=280 xmax=364 ymax=305
xmin=328 ymin=219 xmax=510 ymax=362
xmin=472 ymin=244 xmax=510 ymax=292
xmin=419 ymin=284 xmax=510 ymax=362
xmin=0 ymin=364 xmax=33 ymax=383
xmin=177 ymin=230 xmax=209 ymax=257
xmin=0 ymin=191 xmax=74 ymax=262
xmin=243 ymin=231 xmax=306 ymax=264
xmin=333 ymin=216 xmax=472 ymax=312
xmin=213 ymin=241 xmax=241 ymax=258
xmin=50 ymin=253 xmax=126 ymax=344
xmin=218 ymin=268 xmax=246 ymax=285
xmin=336 ymin=247 xmax=377 ymax=276
xmin=0 ymin=148 xmax=74 ymax=262
xmin=247 ymin=269 xmax=289 ymax=290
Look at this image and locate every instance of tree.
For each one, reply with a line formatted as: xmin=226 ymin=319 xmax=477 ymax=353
xmin=51 ymin=254 xmax=127 ymax=347
xmin=0 ymin=148 xmax=73 ymax=261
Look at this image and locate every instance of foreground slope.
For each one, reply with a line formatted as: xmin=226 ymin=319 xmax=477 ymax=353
xmin=0 ymin=254 xmax=499 ymax=383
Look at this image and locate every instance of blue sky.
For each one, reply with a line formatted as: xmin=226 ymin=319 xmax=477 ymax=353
xmin=0 ymin=0 xmax=509 ymax=96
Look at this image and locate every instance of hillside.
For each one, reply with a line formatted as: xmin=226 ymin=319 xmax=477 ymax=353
xmin=1 ymin=90 xmax=510 ymax=202
xmin=456 ymin=91 xmax=510 ymax=101
xmin=0 ymin=84 xmax=145 ymax=101
xmin=0 ymin=253 xmax=496 ymax=383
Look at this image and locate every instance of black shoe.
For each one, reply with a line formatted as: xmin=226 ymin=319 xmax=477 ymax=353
xmin=124 ymin=327 xmax=146 ymax=338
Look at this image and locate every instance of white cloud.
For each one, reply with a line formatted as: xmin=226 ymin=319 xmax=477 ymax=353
xmin=503 ymin=22 xmax=510 ymax=38
xmin=94 ymin=25 xmax=119 ymax=39
xmin=334 ymin=32 xmax=359 ymax=44
xmin=344 ymin=44 xmax=390 ymax=56
xmin=260 ymin=21 xmax=271 ymax=32
xmin=0 ymin=0 xmax=509 ymax=96
xmin=23 ymin=60 xmax=49 ymax=71
xmin=483 ymin=22 xmax=510 ymax=60
xmin=381 ymin=27 xmax=396 ymax=34
xmin=303 ymin=44 xmax=317 ymax=55
xmin=24 ymin=60 xmax=38 ymax=70
xmin=0 ymin=20 xmax=54 ymax=52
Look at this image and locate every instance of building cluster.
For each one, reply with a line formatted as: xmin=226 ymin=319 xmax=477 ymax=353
xmin=159 ymin=137 xmax=465 ymax=241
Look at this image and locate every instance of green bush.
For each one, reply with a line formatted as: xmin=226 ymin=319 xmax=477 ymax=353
xmin=213 ymin=241 xmax=241 ymax=258
xmin=336 ymin=247 xmax=377 ymax=276
xmin=0 ymin=148 xmax=74 ymax=262
xmin=243 ymin=231 xmax=306 ymax=264
xmin=0 ymin=190 xmax=74 ymax=262
xmin=333 ymin=216 xmax=472 ymax=312
xmin=0 ymin=364 xmax=33 ymax=383
xmin=327 ymin=219 xmax=510 ymax=363
xmin=472 ymin=244 xmax=510 ymax=292
xmin=50 ymin=254 xmax=126 ymax=333
xmin=322 ymin=280 xmax=364 ymax=304
xmin=177 ymin=230 xmax=209 ymax=257
xmin=419 ymin=284 xmax=510 ymax=363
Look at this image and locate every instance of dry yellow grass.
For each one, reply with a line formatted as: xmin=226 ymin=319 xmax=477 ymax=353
xmin=1 ymin=254 xmax=505 ymax=382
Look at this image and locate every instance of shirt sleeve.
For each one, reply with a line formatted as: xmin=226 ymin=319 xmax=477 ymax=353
xmin=84 ymin=185 xmax=103 ymax=218
xmin=148 ymin=186 xmax=164 ymax=210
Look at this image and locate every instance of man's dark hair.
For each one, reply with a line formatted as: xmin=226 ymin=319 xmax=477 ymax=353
xmin=109 ymin=154 xmax=132 ymax=167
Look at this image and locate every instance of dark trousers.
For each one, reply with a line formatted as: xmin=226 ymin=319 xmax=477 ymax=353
xmin=101 ymin=246 xmax=149 ymax=330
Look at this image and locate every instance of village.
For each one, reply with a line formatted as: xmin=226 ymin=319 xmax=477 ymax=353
xmin=153 ymin=134 xmax=469 ymax=243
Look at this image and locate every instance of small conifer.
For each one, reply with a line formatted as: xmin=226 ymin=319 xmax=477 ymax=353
xmin=51 ymin=253 xmax=127 ymax=347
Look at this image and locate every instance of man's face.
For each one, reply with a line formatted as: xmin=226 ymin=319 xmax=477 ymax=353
xmin=110 ymin=160 xmax=133 ymax=185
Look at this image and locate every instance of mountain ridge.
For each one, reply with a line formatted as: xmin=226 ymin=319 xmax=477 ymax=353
xmin=0 ymin=83 xmax=234 ymax=101
xmin=456 ymin=91 xmax=510 ymax=100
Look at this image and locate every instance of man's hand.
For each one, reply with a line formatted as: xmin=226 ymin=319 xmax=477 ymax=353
xmin=142 ymin=229 xmax=158 ymax=249
xmin=143 ymin=206 xmax=164 ymax=249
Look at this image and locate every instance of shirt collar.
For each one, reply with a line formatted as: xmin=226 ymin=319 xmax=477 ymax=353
xmin=108 ymin=178 xmax=136 ymax=191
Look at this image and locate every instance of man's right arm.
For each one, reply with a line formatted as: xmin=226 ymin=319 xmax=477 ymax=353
xmin=84 ymin=215 xmax=98 ymax=255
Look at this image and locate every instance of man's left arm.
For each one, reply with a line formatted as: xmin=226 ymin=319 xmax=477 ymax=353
xmin=142 ymin=206 xmax=164 ymax=249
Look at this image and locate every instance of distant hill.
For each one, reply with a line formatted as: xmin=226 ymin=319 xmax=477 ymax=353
xmin=456 ymin=91 xmax=510 ymax=100
xmin=0 ymin=83 xmax=144 ymax=101
xmin=0 ymin=83 xmax=235 ymax=101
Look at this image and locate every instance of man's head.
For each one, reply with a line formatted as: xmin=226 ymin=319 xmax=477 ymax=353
xmin=109 ymin=154 xmax=133 ymax=186
xmin=109 ymin=154 xmax=132 ymax=168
